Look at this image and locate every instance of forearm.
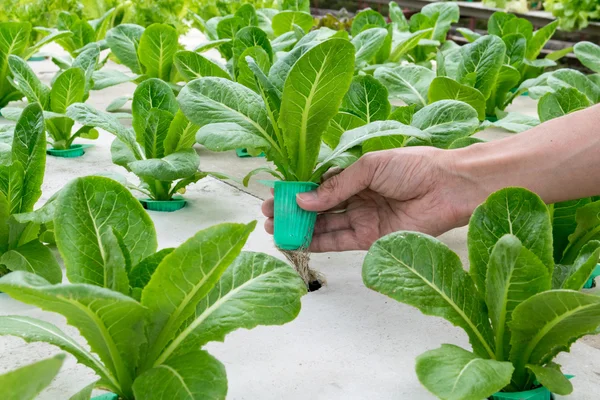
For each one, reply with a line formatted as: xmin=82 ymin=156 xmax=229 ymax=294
xmin=450 ymin=103 xmax=600 ymax=220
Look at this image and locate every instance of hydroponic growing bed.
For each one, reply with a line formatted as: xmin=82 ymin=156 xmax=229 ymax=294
xmin=1 ymin=1 xmax=600 ymax=399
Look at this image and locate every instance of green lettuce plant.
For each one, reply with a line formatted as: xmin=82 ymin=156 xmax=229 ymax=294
xmin=0 ymin=21 xmax=71 ymax=109
xmin=178 ymin=37 xmax=430 ymax=184
xmin=0 ymin=175 xmax=306 ymax=400
xmin=1 ymin=47 xmax=103 ymax=150
xmin=67 ymin=78 xmax=208 ymax=201
xmin=0 ymin=354 xmax=67 ymax=400
xmin=363 ymin=187 xmax=600 ymax=399
xmin=52 ymin=9 xmax=116 ymax=56
xmin=544 ymin=0 xmax=600 ymax=31
xmin=0 ymin=103 xmax=61 ymax=283
xmin=352 ymin=2 xmax=459 ymax=72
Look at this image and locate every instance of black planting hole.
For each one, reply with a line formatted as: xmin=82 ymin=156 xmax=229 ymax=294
xmin=308 ymin=280 xmax=322 ymax=292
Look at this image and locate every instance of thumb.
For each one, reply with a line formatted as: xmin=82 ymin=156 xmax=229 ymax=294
xmin=297 ymin=155 xmax=375 ymax=212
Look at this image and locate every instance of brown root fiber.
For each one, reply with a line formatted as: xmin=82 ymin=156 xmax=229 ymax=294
xmin=281 ymin=249 xmax=325 ymax=291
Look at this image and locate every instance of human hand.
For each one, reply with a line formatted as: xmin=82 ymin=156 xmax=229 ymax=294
xmin=262 ymin=146 xmax=486 ymax=252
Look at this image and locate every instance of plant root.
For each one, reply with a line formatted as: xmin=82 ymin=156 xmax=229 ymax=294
xmin=281 ymin=249 xmax=326 ymax=291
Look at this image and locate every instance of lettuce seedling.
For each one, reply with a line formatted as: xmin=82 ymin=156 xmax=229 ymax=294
xmin=0 ymin=21 xmax=71 ymax=108
xmin=351 ymin=2 xmax=459 ymax=72
xmin=179 ymin=38 xmax=428 ymax=184
xmin=0 ymin=103 xmax=61 ymax=283
xmin=0 ymin=175 xmax=306 ymax=400
xmin=53 ymin=9 xmax=116 ymax=56
xmin=0 ymin=354 xmax=66 ymax=400
xmin=67 ymin=78 xmax=209 ymax=201
xmin=363 ymin=187 xmax=600 ymax=399
xmin=2 ymin=47 xmax=103 ymax=150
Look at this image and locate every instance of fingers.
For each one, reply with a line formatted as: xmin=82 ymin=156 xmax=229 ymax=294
xmin=264 ymin=218 xmax=273 ymax=234
xmin=261 ymin=197 xmax=274 ymax=218
xmin=313 ymin=212 xmax=351 ymax=234
xmin=297 ymin=155 xmax=377 ymax=212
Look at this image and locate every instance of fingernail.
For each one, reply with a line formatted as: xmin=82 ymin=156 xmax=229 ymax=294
xmin=297 ymin=191 xmax=318 ymax=202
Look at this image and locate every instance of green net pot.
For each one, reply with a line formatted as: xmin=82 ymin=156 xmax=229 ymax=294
xmin=490 ymin=386 xmax=551 ymax=400
xmin=273 ymin=181 xmax=319 ymax=251
xmin=584 ymin=264 xmax=600 ymax=289
xmin=235 ymin=148 xmax=265 ymax=158
xmin=47 ymin=144 xmax=85 ymax=158
xmin=91 ymin=394 xmax=118 ymax=400
xmin=139 ymin=197 xmax=186 ymax=212
xmin=28 ymin=55 xmax=46 ymax=61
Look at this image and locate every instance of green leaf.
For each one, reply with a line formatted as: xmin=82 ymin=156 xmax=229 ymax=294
xmin=456 ymin=27 xmax=481 ymax=43
xmin=279 ymin=38 xmax=355 ymax=181
xmin=141 ymin=222 xmax=256 ymax=367
xmin=509 ymin=291 xmax=600 ymax=389
xmin=106 ymin=95 xmax=131 ymax=112
xmin=351 ymin=9 xmax=386 ymax=36
xmin=448 ymin=136 xmax=484 ymax=149
xmin=323 ymin=111 xmax=365 ymax=149
xmin=410 ymin=100 xmax=479 ymax=149
xmin=194 ymin=39 xmax=232 ymax=53
xmin=550 ymin=199 xmax=592 ymax=263
xmin=282 ymin=0 xmax=310 ymax=12
xmin=272 ymin=11 xmax=313 ymax=36
xmin=10 ymin=103 xmax=46 ymax=213
xmin=50 ymin=68 xmax=85 ymax=113
xmin=389 ymin=2 xmax=409 ymax=31
xmin=547 ymin=69 xmax=600 ymax=104
xmin=388 ymin=29 xmax=433 ymax=62
xmin=128 ymin=248 xmax=174 ymax=294
xmin=486 ymin=235 xmax=551 ymax=361
xmin=480 ymin=112 xmax=540 ymax=133
xmin=69 ymin=381 xmax=96 ymax=400
xmin=54 ymin=176 xmax=157 ymax=287
xmin=236 ymin=47 xmax=271 ymax=92
xmin=234 ymin=3 xmax=258 ymax=27
xmin=416 ymin=344 xmax=513 ymax=400
xmin=468 ymin=187 xmax=553 ymax=296
xmin=486 ymin=64 xmax=521 ymax=116
xmin=428 ymin=77 xmax=486 ymax=121
xmin=351 ymin=27 xmax=387 ymax=67
xmin=163 ymin=111 xmax=199 ymax=155
xmin=502 ymin=33 xmax=526 ymax=69
xmin=561 ymin=241 xmax=600 ymax=290
xmin=420 ymin=2 xmax=459 ymax=42
xmin=177 ymin=77 xmax=277 ymax=155
xmin=457 ymin=35 xmax=506 ymax=100
xmin=526 ymin=363 xmax=573 ymax=395
xmin=538 ymin=87 xmax=591 ymax=123
xmin=196 ymin=122 xmax=270 ymax=152
xmin=140 ymin=108 xmax=174 ymax=159
xmin=129 ymin=148 xmax=200 ymax=182
xmin=574 ymin=41 xmax=600 ymax=73
xmin=138 ymin=24 xmax=178 ymax=81
xmin=105 ymin=24 xmax=144 ymax=74
xmin=8 ymin=55 xmax=50 ymax=107
xmin=0 ymin=23 xmax=32 ymax=107
xmin=132 ymin=350 xmax=226 ymax=400
xmin=374 ymin=65 xmax=434 ymax=109
xmin=363 ymin=231 xmax=495 ymax=358
xmin=174 ymin=51 xmax=230 ymax=81
xmin=0 ymin=272 xmax=147 ymax=398
xmin=0 ymin=315 xmax=116 ymax=391
xmin=526 ymin=20 xmax=558 ymax=60
xmin=131 ymin=78 xmax=178 ymax=139
xmin=66 ymin=103 xmax=143 ymax=160
xmin=0 ymin=241 xmax=61 ymax=284
xmin=341 ymin=75 xmax=390 ymax=123
xmin=232 ymin=26 xmax=273 ymax=73
xmin=155 ymin=252 xmax=306 ymax=363
xmin=562 ymin=201 xmax=600 ymax=264
xmin=0 ymin=354 xmax=65 ymax=400
xmin=91 ymin=70 xmax=136 ymax=90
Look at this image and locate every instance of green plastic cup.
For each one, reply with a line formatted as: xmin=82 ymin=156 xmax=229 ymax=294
xmin=91 ymin=394 xmax=118 ymax=400
xmin=139 ymin=197 xmax=186 ymax=212
xmin=47 ymin=144 xmax=85 ymax=158
xmin=485 ymin=115 xmax=499 ymax=123
xmin=28 ymin=55 xmax=46 ymax=61
xmin=584 ymin=264 xmax=600 ymax=289
xmin=273 ymin=181 xmax=318 ymax=250
xmin=235 ymin=148 xmax=265 ymax=158
xmin=490 ymin=387 xmax=551 ymax=400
